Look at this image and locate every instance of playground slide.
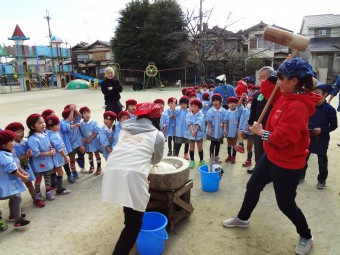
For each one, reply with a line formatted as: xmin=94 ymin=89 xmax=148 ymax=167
xmin=71 ymin=73 xmax=103 ymax=83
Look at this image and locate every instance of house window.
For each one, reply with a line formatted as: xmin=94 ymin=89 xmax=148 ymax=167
xmin=318 ymin=30 xmax=327 ymax=36
xmin=316 ymin=55 xmax=329 ymax=68
xmin=249 ymin=38 xmax=257 ymax=49
xmin=76 ymin=54 xmax=88 ymax=62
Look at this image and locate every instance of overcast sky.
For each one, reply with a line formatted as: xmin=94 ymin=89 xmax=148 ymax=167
xmin=0 ymin=0 xmax=338 ymax=48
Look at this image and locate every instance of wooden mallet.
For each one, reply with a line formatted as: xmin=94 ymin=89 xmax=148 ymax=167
xmin=256 ymin=26 xmax=310 ymax=124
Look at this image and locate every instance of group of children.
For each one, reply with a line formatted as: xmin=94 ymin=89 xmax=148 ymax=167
xmin=1 ymin=76 xmax=337 ymax=232
xmin=0 ymin=103 xmax=134 ymax=231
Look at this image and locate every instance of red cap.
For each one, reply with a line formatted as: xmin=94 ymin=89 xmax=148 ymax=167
xmin=41 ymin=109 xmax=55 ymax=119
xmin=181 ymin=88 xmax=188 ymax=95
xmin=227 ymin=96 xmax=239 ymax=104
xmin=190 ymin=99 xmax=203 ymax=109
xmin=185 ymin=90 xmax=193 ymax=97
xmin=118 ymin=111 xmax=130 ymax=120
xmin=154 ymin=99 xmax=165 ymax=105
xmin=64 ymin=104 xmax=76 ymax=110
xmin=251 ymin=85 xmax=259 ymax=90
xmin=202 ymin=92 xmax=210 ymax=101
xmin=103 ymin=111 xmax=117 ymax=120
xmin=26 ymin=113 xmax=41 ymax=129
xmin=209 ymin=84 xmax=215 ymax=88
xmin=212 ymin=93 xmax=222 ymax=101
xmin=0 ymin=130 xmax=15 ymax=145
xmin=189 ymin=92 xmax=196 ymax=98
xmin=194 ymin=85 xmax=200 ymax=90
xmin=167 ymin=97 xmax=177 ymax=104
xmin=45 ymin=115 xmax=60 ymax=128
xmin=179 ymin=96 xmax=189 ymax=105
xmin=126 ymin=99 xmax=137 ymax=108
xmin=202 ymin=84 xmax=208 ymax=88
xmin=62 ymin=109 xmax=72 ymax=120
xmin=5 ymin=122 xmax=25 ymax=132
xmin=134 ymin=102 xmax=162 ymax=118
xmin=79 ymin=106 xmax=91 ymax=114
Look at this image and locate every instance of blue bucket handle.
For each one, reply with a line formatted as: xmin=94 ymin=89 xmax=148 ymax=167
xmin=151 ymin=231 xmax=169 ymax=240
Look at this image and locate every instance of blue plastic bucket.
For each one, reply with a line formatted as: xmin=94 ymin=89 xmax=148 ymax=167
xmin=199 ymin=164 xmax=222 ymax=192
xmin=137 ymin=212 xmax=169 ymax=255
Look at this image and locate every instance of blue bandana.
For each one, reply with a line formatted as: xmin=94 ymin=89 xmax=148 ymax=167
xmin=277 ymin=58 xmax=315 ymax=80
xmin=316 ymin=83 xmax=333 ymax=94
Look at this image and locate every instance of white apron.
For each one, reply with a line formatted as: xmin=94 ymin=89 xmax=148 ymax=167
xmin=102 ymin=129 xmax=158 ymax=212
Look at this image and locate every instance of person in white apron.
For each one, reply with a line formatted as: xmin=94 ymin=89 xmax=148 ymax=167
xmin=102 ymin=102 xmax=165 ymax=255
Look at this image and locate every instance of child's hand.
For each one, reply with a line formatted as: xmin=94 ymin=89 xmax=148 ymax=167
xmin=223 ymin=129 xmax=227 ymax=136
xmin=50 ymin=148 xmax=56 ymax=156
xmin=75 ymin=123 xmax=81 ymax=128
xmin=191 ymin=130 xmax=197 ymax=136
xmin=70 ymin=104 xmax=76 ymax=111
xmin=64 ymin=156 xmax=70 ymax=164
xmin=106 ymin=148 xmax=112 ymax=153
xmin=315 ymin=127 xmax=321 ymax=135
xmin=26 ymin=149 xmax=33 ymax=158
xmin=170 ymin=114 xmax=176 ymax=120
xmin=20 ymin=175 xmax=29 ymax=183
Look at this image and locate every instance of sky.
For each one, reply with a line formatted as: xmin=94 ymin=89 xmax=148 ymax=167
xmin=0 ymin=0 xmax=339 ymax=48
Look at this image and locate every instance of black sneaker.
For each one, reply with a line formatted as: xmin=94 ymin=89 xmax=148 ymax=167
xmin=317 ymin=181 xmax=326 ymax=189
xmin=9 ymin=214 xmax=26 ymax=222
xmin=14 ymin=218 xmax=30 ymax=228
xmin=247 ymin=169 xmax=254 ymax=174
xmin=167 ymin=151 xmax=172 ymax=156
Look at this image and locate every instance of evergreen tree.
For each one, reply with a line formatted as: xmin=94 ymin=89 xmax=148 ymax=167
xmin=111 ymin=0 xmax=188 ymax=69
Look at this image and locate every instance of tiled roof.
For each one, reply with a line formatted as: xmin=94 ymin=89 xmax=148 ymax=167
xmin=309 ymin=37 xmax=340 ymax=52
xmin=303 ymin=14 xmax=340 ymax=28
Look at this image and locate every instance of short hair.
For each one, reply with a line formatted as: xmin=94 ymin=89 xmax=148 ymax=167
xmin=259 ymin=66 xmax=275 ymax=76
xmin=104 ymin=66 xmax=115 ymax=77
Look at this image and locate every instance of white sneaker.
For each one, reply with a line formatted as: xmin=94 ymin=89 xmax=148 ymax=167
xmin=223 ymin=216 xmax=249 ymax=228
xmin=80 ymin=168 xmax=87 ymax=173
xmin=295 ymin=236 xmax=313 ymax=255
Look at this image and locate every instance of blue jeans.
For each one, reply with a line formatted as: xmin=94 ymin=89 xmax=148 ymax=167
xmin=237 ymin=154 xmax=312 ymax=239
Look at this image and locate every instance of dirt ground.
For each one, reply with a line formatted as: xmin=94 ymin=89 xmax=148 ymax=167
xmin=1 ymin=86 xmax=340 ymax=255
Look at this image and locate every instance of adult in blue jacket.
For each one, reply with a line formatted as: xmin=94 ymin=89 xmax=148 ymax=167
xmin=213 ymin=77 xmax=236 ymax=109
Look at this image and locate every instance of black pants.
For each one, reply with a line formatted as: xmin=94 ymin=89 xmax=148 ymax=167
xmin=105 ymin=102 xmax=123 ymax=116
xmin=237 ymin=154 xmax=312 ymax=239
xmin=253 ymin=134 xmax=265 ymax=165
xmin=301 ymin=153 xmax=328 ymax=182
xmin=113 ymin=207 xmax=144 ymax=255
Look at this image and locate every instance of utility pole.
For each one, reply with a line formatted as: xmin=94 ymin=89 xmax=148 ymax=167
xmin=199 ymin=0 xmax=203 ymax=33
xmin=44 ymin=10 xmax=52 ymax=39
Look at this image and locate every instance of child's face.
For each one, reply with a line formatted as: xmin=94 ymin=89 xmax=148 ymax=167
xmin=82 ymin=111 xmax=91 ymax=121
xmin=180 ymin=103 xmax=188 ymax=110
xmin=157 ymin=103 xmax=164 ymax=110
xmin=209 ymin=87 xmax=214 ymax=91
xmin=195 ymin=88 xmax=200 ymax=93
xmin=203 ymin=87 xmax=207 ymax=91
xmin=120 ymin=116 xmax=129 ymax=122
xmin=228 ymin=102 xmax=236 ymax=110
xmin=168 ymin=102 xmax=176 ymax=110
xmin=212 ymin=99 xmax=221 ymax=108
xmin=32 ymin=117 xmax=46 ymax=133
xmin=105 ymin=70 xmax=114 ymax=79
xmin=1 ymin=140 xmax=15 ymax=151
xmin=190 ymin=104 xmax=200 ymax=114
xmin=127 ymin=105 xmax=136 ymax=114
xmin=104 ymin=119 xmax=114 ymax=128
xmin=190 ymin=96 xmax=196 ymax=101
xmin=14 ymin=130 xmax=25 ymax=142
xmin=49 ymin=124 xmax=60 ymax=132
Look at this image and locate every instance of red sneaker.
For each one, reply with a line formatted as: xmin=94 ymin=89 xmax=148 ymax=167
xmin=33 ymin=199 xmax=46 ymax=207
xmin=225 ymin=156 xmax=232 ymax=162
xmin=234 ymin=145 xmax=245 ymax=153
xmin=242 ymin=160 xmax=252 ymax=167
xmin=230 ymin=157 xmax=236 ymax=164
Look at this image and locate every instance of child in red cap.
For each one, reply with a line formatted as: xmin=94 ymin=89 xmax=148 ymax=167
xmin=45 ymin=115 xmax=71 ymax=194
xmin=99 ymin=111 xmax=117 ymax=161
xmin=0 ymin=130 xmax=31 ymax=228
xmin=125 ymin=99 xmax=137 ymax=119
xmin=26 ymin=114 xmax=57 ymax=201
xmin=185 ymin=99 xmax=205 ymax=168
xmin=154 ymin=99 xmax=168 ymax=137
xmin=5 ymin=122 xmax=46 ymax=207
xmin=79 ymin=106 xmax=102 ymax=175
xmin=165 ymin=97 xmax=177 ymax=156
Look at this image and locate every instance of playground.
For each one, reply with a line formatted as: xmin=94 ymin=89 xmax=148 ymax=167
xmin=1 ymin=87 xmax=340 ymax=255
